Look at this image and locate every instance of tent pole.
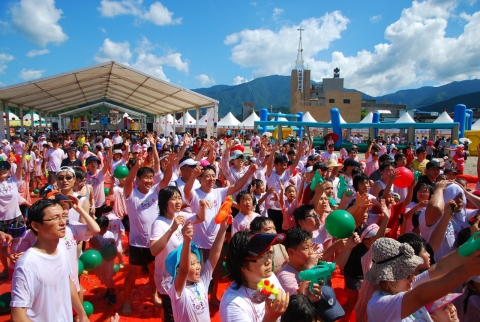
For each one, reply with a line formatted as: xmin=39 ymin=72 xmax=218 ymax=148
xmin=30 ymin=110 xmax=34 ymax=134
xmin=0 ymin=101 xmax=5 ymax=141
xmin=19 ymin=105 xmax=24 ymax=139
xmin=4 ymin=100 xmax=10 ymax=140
xmin=214 ymin=104 xmax=218 ymax=138
xmin=183 ymin=110 xmax=186 ymax=132
xmin=196 ymin=107 xmax=199 ymax=136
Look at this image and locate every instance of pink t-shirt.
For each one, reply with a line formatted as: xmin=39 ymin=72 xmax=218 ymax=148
xmin=277 ymin=263 xmax=301 ymax=296
xmin=231 ymin=212 xmax=260 ymax=237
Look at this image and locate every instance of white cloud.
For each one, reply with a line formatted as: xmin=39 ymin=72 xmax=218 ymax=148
xmin=94 ymin=38 xmax=132 ymax=63
xmin=98 ymin=0 xmax=181 ymax=25
xmin=93 ymin=37 xmax=189 ymax=81
xmin=11 ymin=0 xmax=68 ymax=47
xmin=19 ymin=68 xmax=44 ymax=80
xmin=225 ymin=11 xmax=349 ymax=78
xmin=370 ymin=15 xmax=382 ymax=23
xmin=26 ymin=49 xmax=50 ymax=58
xmin=250 ymin=2 xmax=257 ymax=6
xmin=196 ymin=74 xmax=215 ymax=87
xmin=233 ymin=76 xmax=249 ymax=85
xmin=99 ymin=27 xmax=107 ymax=33
xmin=273 ymin=8 xmax=284 ymax=21
xmin=0 ymin=53 xmax=14 ymax=74
xmin=225 ymin=0 xmax=480 ymax=96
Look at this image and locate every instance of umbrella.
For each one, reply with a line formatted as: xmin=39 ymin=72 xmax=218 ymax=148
xmin=459 ymin=138 xmax=472 ymax=144
xmin=325 ymin=133 xmax=339 ymax=143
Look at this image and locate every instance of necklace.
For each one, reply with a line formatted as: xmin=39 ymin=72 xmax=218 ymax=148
xmin=194 ymin=283 xmax=202 ymax=301
xmin=243 ymin=286 xmax=260 ymax=322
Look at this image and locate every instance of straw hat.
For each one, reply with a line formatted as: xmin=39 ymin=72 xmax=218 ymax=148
xmin=325 ymin=158 xmax=343 ymax=169
xmin=365 ymin=238 xmax=423 ymax=284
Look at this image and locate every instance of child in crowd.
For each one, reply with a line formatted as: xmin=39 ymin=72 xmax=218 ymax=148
xmin=103 ymin=207 xmax=126 ymax=268
xmin=231 ymin=191 xmax=261 ymax=237
xmin=250 ymin=179 xmax=274 ymax=217
xmin=166 ymin=214 xmax=230 ymax=321
xmin=32 ymin=146 xmax=43 ymax=190
xmin=90 ymin=216 xmax=117 ymax=305
xmin=280 ymin=182 xmax=304 ymax=231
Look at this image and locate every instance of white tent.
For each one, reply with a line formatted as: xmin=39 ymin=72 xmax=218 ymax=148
xmin=23 ymin=112 xmax=46 ymax=123
xmin=433 ymin=111 xmax=453 ymax=123
xmin=175 ymin=113 xmax=196 ymax=128
xmin=395 ymin=113 xmax=415 ymax=123
xmin=156 ymin=114 xmax=174 ymax=134
xmin=360 ymin=112 xmax=373 ymax=123
xmin=327 ymin=115 xmax=347 ymax=124
xmin=238 ymin=112 xmax=260 ymax=129
xmin=217 ymin=112 xmax=240 ymax=129
xmin=472 ymin=119 xmax=480 ymax=130
xmin=302 ymin=112 xmax=317 ymax=123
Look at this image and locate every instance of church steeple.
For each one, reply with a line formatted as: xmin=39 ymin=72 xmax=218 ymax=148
xmin=295 ymin=26 xmax=304 ymax=70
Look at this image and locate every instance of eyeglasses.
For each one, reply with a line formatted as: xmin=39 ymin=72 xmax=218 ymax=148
xmin=305 ymin=214 xmax=319 ymax=219
xmin=43 ymin=215 xmax=69 ymax=223
xmin=252 ymin=250 xmax=273 ymax=265
xmin=57 ymin=175 xmax=74 ymax=181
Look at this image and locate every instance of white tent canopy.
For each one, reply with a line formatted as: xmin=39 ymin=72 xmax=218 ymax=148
xmin=302 ymin=112 xmax=317 ymax=123
xmin=327 ymin=115 xmax=347 ymax=124
xmin=472 ymin=119 xmax=480 ymax=130
xmin=433 ymin=111 xmax=454 ymax=123
xmin=239 ymin=112 xmax=260 ymax=129
xmin=395 ymin=113 xmax=415 ymax=123
xmin=23 ymin=112 xmax=45 ymax=122
xmin=360 ymin=112 xmax=373 ymax=123
xmin=217 ymin=112 xmax=240 ymax=128
xmin=175 ymin=112 xmax=196 ymax=128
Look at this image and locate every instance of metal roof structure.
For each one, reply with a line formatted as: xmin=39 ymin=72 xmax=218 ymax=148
xmin=0 ymin=61 xmax=219 ymax=138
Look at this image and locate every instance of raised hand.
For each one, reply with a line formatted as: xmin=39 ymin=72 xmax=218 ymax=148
xmin=181 ymin=222 xmax=194 ymax=241
xmin=345 ymin=232 xmax=361 ymax=249
xmin=171 ymin=215 xmax=185 ymax=231
xmin=247 ymin=163 xmax=258 ymax=174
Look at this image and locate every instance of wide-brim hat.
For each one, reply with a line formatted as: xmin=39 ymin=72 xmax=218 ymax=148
xmin=426 ymin=293 xmax=462 ymax=313
xmin=165 ymin=242 xmax=201 ymax=282
xmin=325 ymin=158 xmax=343 ymax=169
xmin=365 ymin=238 xmax=424 ymax=284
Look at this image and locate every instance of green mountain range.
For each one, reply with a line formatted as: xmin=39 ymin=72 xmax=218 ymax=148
xmin=191 ymin=76 xmax=480 ymax=117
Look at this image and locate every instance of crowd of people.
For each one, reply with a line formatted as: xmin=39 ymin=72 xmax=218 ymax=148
xmin=0 ymin=128 xmax=479 ymax=322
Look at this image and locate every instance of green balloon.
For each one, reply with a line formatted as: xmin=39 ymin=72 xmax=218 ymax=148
xmin=113 ymin=165 xmax=129 ymax=179
xmin=78 ymin=259 xmax=84 ymax=276
xmin=325 ymin=210 xmax=356 ymax=239
xmin=113 ymin=264 xmax=120 ymax=274
xmin=0 ymin=292 xmax=11 ymax=314
xmin=33 ymin=189 xmax=40 ymax=194
xmin=104 ymin=188 xmax=109 ymax=196
xmin=101 ymin=243 xmax=118 ymax=262
xmin=82 ymin=301 xmax=94 ymax=317
xmin=79 ymin=250 xmax=102 ymax=271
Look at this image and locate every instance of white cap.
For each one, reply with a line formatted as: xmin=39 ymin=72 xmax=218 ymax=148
xmin=179 ymin=158 xmax=200 ymax=167
xmin=390 ymin=144 xmax=397 ymax=150
xmin=233 ymin=138 xmax=240 ymax=144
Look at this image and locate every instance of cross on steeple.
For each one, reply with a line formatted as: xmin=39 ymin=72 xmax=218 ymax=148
xmin=295 ymin=27 xmax=304 ymax=70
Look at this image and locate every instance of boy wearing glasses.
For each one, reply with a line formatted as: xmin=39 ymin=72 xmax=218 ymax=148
xmin=10 ymin=199 xmax=89 ymax=321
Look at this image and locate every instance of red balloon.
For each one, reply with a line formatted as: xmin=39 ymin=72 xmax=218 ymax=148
xmin=393 ymin=167 xmax=414 ymax=188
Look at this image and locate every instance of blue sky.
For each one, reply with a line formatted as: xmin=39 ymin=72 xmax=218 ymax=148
xmin=0 ymin=0 xmax=479 ymax=96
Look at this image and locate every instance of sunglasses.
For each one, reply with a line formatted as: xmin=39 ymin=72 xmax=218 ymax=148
xmin=57 ymin=175 xmax=74 ymax=181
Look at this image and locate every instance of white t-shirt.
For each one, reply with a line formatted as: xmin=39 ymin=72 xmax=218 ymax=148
xmin=170 ymin=177 xmax=201 ymax=213
xmin=0 ymin=176 xmax=22 ymax=220
xmin=65 ymin=223 xmax=88 ymax=292
xmin=219 ymin=273 xmax=283 ymax=322
xmin=231 ymin=212 xmax=260 ymax=237
xmin=188 ymin=187 xmax=229 ymax=249
xmin=250 ymin=136 xmax=260 ymax=149
xmin=169 ymin=261 xmax=213 ymax=322
xmin=266 ymin=170 xmax=292 ymax=210
xmin=45 ymin=148 xmax=65 ymax=172
xmin=11 ymin=141 xmax=25 ymax=155
xmin=150 ymin=211 xmax=196 ymax=295
xmin=5 ymin=230 xmax=36 ymax=269
xmin=367 ymin=271 xmax=431 ymax=322
xmin=67 ymin=196 xmax=86 ymax=223
xmin=321 ymin=152 xmax=338 ymax=163
xmin=126 ymin=184 xmax=162 ymax=248
xmin=86 ymin=170 xmax=106 ymax=208
xmin=11 ymin=244 xmax=73 ymax=322
xmin=105 ymin=212 xmax=125 ymax=250
xmin=112 ymin=135 xmax=123 ymax=144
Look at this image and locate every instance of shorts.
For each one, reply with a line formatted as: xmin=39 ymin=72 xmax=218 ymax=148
xmin=121 ymin=215 xmax=130 ymax=232
xmin=129 ymin=245 xmax=155 ymax=266
xmin=344 ymin=275 xmax=364 ymax=291
xmin=0 ymin=215 xmax=24 ymax=233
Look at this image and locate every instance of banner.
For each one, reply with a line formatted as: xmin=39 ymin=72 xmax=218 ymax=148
xmin=205 ymin=108 xmax=215 ymax=138
xmin=297 ymin=69 xmax=303 ymax=92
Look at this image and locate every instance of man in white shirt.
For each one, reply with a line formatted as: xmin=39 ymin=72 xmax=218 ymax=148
xmin=112 ymin=130 xmax=123 ymax=145
xmin=250 ymin=132 xmax=260 ymax=150
xmin=11 ymin=136 xmax=25 ymax=155
xmin=321 ymin=144 xmax=338 ymax=163
xmin=1 ymin=140 xmax=11 ymax=156
xmin=45 ymin=139 xmax=65 ymax=184
xmin=10 ymin=199 xmax=89 ymax=321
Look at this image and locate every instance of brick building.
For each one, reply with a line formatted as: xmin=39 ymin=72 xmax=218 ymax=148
xmin=290 ymin=69 xmax=362 ymax=123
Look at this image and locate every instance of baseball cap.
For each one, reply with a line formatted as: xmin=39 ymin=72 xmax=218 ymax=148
xmin=426 ymin=293 xmax=462 ymax=314
xmin=361 ymin=224 xmax=380 ymax=241
xmin=245 ymin=233 xmax=285 ymax=260
xmin=312 ymin=162 xmax=327 ymax=172
xmin=179 ymin=157 xmax=200 ymax=168
xmin=313 ymin=285 xmax=345 ymax=322
xmin=343 ymin=159 xmax=361 ymax=168
xmin=85 ymin=156 xmax=101 ymax=165
xmin=0 ymin=161 xmax=11 ymax=171
xmin=444 ymin=168 xmax=458 ymax=175
xmin=229 ymin=150 xmax=245 ymax=161
xmin=426 ymin=160 xmax=441 ymax=169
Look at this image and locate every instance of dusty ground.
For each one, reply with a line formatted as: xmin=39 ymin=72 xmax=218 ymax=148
xmin=241 ymin=143 xmax=478 ymax=176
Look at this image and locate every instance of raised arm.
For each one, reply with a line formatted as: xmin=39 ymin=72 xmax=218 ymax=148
xmin=265 ymin=141 xmax=279 ymax=178
xmin=16 ymin=141 xmax=30 ymax=181
xmin=69 ymin=196 xmax=100 ymax=237
xmin=289 ymin=143 xmax=307 ymax=175
xmin=124 ymin=156 xmax=143 ymax=199
xmin=122 ymin=140 xmax=130 ymax=163
xmin=174 ymin=222 xmax=194 ymax=296
xmin=184 ymin=166 xmax=203 ymax=202
xmin=101 ymin=146 xmax=113 ymax=176
xmin=424 ymin=180 xmax=449 ymax=227
xmin=159 ymin=153 xmax=177 ymax=189
xmin=150 ymin=215 xmax=186 ymax=257
xmin=208 ymin=213 xmax=230 ymax=269
xmin=227 ymin=164 xmax=258 ymax=196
